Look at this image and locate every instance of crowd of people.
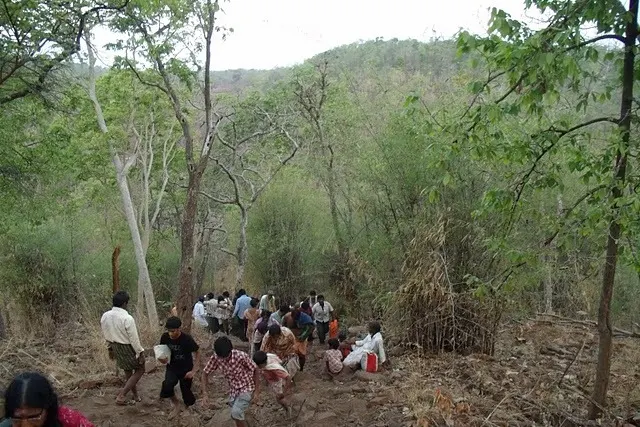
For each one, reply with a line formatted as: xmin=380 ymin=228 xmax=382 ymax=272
xmin=1 ymin=289 xmax=387 ymax=427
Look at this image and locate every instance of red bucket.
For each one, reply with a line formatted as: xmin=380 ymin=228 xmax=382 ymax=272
xmin=363 ymin=352 xmax=378 ymax=373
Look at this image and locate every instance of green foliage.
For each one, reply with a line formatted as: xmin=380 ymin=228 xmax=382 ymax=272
xmin=245 ymin=169 xmax=332 ymax=302
xmin=3 ymin=0 xmax=640 ymax=344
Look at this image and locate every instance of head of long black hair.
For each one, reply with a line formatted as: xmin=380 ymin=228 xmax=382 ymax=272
xmin=4 ymin=372 xmax=60 ymax=426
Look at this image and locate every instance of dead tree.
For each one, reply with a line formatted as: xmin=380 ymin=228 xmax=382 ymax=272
xmin=201 ymin=109 xmax=300 ymax=287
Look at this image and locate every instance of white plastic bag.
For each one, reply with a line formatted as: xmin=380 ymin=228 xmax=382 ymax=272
xmin=154 ymin=344 xmax=171 ymax=364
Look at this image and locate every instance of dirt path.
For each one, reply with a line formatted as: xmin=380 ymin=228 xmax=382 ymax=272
xmin=66 ymin=336 xmax=407 ymax=427
xmin=5 ymin=319 xmax=638 ymax=425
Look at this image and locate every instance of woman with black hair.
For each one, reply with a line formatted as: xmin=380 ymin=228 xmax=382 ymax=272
xmin=1 ymin=372 xmax=93 ymax=427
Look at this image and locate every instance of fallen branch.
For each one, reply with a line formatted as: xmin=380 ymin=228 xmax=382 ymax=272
xmin=481 ymin=394 xmax=509 ymax=426
xmin=535 ymin=313 xmax=640 ymax=338
xmin=557 ymin=339 xmax=586 ymax=387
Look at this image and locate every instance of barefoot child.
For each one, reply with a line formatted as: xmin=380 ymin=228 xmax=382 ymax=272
xmin=158 ymin=316 xmax=201 ymax=419
xmin=252 ymin=351 xmax=292 ymax=416
xmin=324 ymin=338 xmax=343 ymax=377
xmin=201 ymin=336 xmax=261 ymax=427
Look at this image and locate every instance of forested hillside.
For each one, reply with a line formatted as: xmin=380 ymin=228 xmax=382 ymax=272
xmin=1 ymin=36 xmax=632 ymax=323
xmin=2 ymin=0 xmax=640 ymax=425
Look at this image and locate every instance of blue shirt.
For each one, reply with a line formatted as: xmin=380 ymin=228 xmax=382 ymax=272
xmin=297 ymin=311 xmax=314 ymax=326
xmin=233 ymin=295 xmax=252 ymax=319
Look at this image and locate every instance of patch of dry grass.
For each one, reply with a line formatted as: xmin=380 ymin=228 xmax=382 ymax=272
xmin=387 ymin=218 xmax=501 ymax=356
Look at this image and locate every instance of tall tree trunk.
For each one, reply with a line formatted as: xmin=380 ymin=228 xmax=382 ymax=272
xmin=327 ymin=148 xmax=346 ymax=259
xmin=544 ymin=194 xmax=563 ymax=314
xmin=112 ymin=246 xmax=121 ymax=294
xmin=589 ymin=0 xmax=637 ymax=418
xmin=0 ymin=309 xmax=6 ymax=340
xmin=175 ymin=172 xmax=202 ymax=332
xmin=543 ymin=265 xmax=553 ymax=314
xmin=195 ymin=233 xmax=213 ymax=297
xmin=85 ymin=34 xmax=159 ymax=330
xmin=236 ymin=206 xmax=249 ymax=287
xmin=113 ymin=161 xmax=160 ymax=328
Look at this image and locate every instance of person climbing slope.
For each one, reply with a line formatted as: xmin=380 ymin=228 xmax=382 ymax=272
xmin=252 ymin=351 xmax=293 ymax=417
xmin=259 ymin=290 xmax=276 ymax=315
xmin=269 ymin=304 xmax=289 ymax=326
xmin=244 ymin=298 xmax=261 ymax=342
xmin=232 ymin=289 xmax=252 ymax=340
xmin=311 ymin=294 xmax=335 ymax=344
xmin=192 ymin=296 xmax=208 ymax=329
xmin=100 ymin=291 xmax=145 ymax=405
xmin=261 ymin=324 xmax=300 ymax=378
xmin=158 ymin=316 xmax=201 ymax=420
xmin=201 ymin=336 xmax=260 ymax=427
xmin=283 ymin=304 xmax=314 ymax=372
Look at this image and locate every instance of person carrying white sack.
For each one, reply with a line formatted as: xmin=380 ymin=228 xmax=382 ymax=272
xmin=343 ymin=321 xmax=386 ymax=370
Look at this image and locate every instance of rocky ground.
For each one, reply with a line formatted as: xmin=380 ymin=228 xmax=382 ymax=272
xmin=1 ymin=316 xmax=639 ymax=426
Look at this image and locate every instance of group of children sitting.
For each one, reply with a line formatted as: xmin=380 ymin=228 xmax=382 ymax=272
xmin=155 ymin=315 xmax=386 ymax=426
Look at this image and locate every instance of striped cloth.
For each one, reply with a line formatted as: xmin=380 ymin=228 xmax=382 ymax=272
xmin=110 ymin=342 xmax=143 ymax=371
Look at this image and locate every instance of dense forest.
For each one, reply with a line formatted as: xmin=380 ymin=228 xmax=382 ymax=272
xmin=2 ymin=0 xmax=640 ymax=423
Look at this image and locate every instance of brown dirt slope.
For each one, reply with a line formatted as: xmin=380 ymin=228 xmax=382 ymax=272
xmin=1 ymin=318 xmax=639 ymax=426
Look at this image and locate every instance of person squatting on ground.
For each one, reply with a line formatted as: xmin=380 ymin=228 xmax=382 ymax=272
xmin=158 ymin=316 xmax=201 ymax=420
xmin=100 ymin=291 xmax=145 ymax=405
xmin=252 ymin=351 xmax=293 ymax=417
xmin=1 ymin=372 xmax=94 ymax=427
xmin=324 ymin=338 xmax=344 ymax=377
xmin=201 ymin=336 xmax=260 ymax=427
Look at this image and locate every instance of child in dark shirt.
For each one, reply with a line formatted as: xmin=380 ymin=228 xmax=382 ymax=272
xmin=158 ymin=316 xmax=201 ymax=419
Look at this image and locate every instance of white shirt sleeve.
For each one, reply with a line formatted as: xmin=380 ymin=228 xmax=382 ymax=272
xmin=100 ymin=312 xmax=109 ymax=341
xmin=355 ymin=334 xmax=371 ymax=348
xmin=124 ymin=316 xmax=145 ymax=355
xmin=374 ymin=333 xmax=386 ymax=363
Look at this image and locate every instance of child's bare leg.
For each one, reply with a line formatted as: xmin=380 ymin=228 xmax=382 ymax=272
xmin=276 ymin=394 xmax=292 ymax=416
xmin=167 ymin=395 xmax=182 ymax=419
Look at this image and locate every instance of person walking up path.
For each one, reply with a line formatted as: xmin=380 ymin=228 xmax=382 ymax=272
xmin=100 ymin=291 xmax=146 ymax=406
xmin=201 ymin=336 xmax=260 ymax=427
xmin=311 ymin=294 xmax=335 ymax=344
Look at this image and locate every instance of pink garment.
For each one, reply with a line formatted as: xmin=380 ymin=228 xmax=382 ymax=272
xmin=58 ymin=406 xmax=94 ymax=427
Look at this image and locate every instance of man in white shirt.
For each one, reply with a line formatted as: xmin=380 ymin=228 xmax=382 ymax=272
xmin=101 ymin=291 xmax=146 ymax=405
xmin=311 ymin=294 xmax=334 ymax=344
xmin=259 ymin=290 xmax=275 ymax=315
xmin=214 ymin=295 xmax=232 ymax=334
xmin=192 ymin=297 xmax=208 ymax=328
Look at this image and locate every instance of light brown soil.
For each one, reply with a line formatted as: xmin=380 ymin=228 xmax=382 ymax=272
xmin=1 ymin=318 xmax=639 ymax=426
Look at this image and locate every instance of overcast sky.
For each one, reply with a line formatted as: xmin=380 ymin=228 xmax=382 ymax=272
xmin=94 ymin=0 xmax=528 ymax=71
